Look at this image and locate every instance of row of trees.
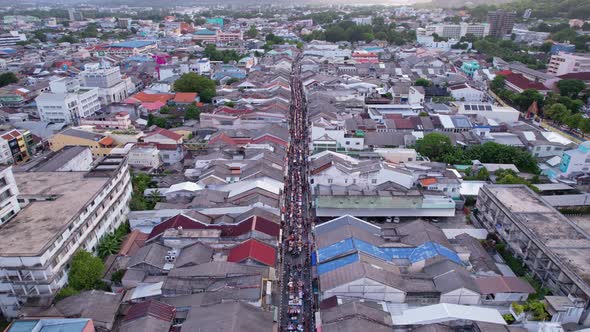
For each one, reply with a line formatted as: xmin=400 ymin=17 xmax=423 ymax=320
xmin=416 ymin=133 xmax=540 ymax=173
xmin=493 ymin=74 xmax=590 ymax=134
xmin=202 ymin=44 xmax=244 ymax=64
xmin=302 ymin=19 xmax=416 ymax=45
xmin=473 ymin=38 xmax=547 ymax=70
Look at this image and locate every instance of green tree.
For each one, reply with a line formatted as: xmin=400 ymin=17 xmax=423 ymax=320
xmin=97 ymin=233 xmax=120 ymax=259
xmin=513 ymin=89 xmax=544 ymax=111
xmin=245 ymin=25 xmax=258 ymax=39
xmin=55 ymin=287 xmax=79 ymax=301
xmin=58 ymin=35 xmax=78 ymax=44
xmin=33 ymin=30 xmax=48 ymax=42
xmin=67 ymin=251 xmax=104 ymax=291
xmin=225 ymin=77 xmax=240 ymax=85
xmin=0 ymin=72 xmax=18 ymax=87
xmin=467 ymin=143 xmax=539 ymax=173
xmin=490 ymin=75 xmax=506 ymax=93
xmin=415 ymin=78 xmax=432 ymax=87
xmin=416 ymin=133 xmax=455 ymax=161
xmin=111 ymin=270 xmax=125 ymax=284
xmin=174 ymin=73 xmax=216 ymax=103
xmin=565 ymin=113 xmax=584 ymax=130
xmin=580 ymin=118 xmax=590 ymax=134
xmin=544 ymin=103 xmax=569 ymax=123
xmin=185 ymin=105 xmax=200 ymax=120
xmin=557 ymin=79 xmax=586 ymax=98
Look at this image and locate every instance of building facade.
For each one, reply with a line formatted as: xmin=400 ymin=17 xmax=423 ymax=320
xmin=548 ymin=52 xmax=590 ymax=76
xmin=0 ymin=166 xmax=20 ymax=226
xmin=475 ymin=184 xmax=590 ymax=325
xmin=0 ymin=157 xmax=132 ymax=318
xmin=487 ymin=10 xmax=516 ymax=38
xmin=80 ymin=63 xmax=134 ymax=106
xmin=36 ymin=78 xmax=101 ymax=125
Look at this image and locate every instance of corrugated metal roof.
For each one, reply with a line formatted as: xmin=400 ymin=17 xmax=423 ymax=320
xmin=227 ymin=239 xmax=277 ymax=266
xmin=317 ymin=237 xmax=461 ymax=266
xmin=123 ymin=300 xmax=175 ymax=323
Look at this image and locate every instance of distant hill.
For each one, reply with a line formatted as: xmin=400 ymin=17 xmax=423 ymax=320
xmin=423 ymin=0 xmax=590 ymax=19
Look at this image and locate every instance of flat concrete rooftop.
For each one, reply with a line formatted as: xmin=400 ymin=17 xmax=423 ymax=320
xmin=0 ymin=172 xmax=109 ymax=256
xmin=485 ymin=185 xmax=590 ymax=286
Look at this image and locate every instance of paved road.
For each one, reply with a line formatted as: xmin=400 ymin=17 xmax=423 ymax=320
xmin=278 ymin=52 xmax=315 ymax=332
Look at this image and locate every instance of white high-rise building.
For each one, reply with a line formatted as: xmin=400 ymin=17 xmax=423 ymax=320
xmin=426 ymin=23 xmax=490 ymax=39
xmin=35 ymin=78 xmax=101 ymax=125
xmin=0 ymin=157 xmax=132 ymax=318
xmin=547 ymin=52 xmax=590 ymax=76
xmin=80 ymin=63 xmax=135 ymax=105
xmin=0 ymin=166 xmax=20 ymax=226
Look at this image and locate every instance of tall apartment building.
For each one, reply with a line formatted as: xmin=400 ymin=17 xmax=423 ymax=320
xmin=475 ymin=184 xmax=590 ymax=325
xmin=80 ymin=63 xmax=134 ymax=106
xmin=487 ymin=10 xmax=516 ymax=38
xmin=0 ymin=156 xmax=132 ymax=318
xmin=192 ymin=29 xmax=243 ymax=44
xmin=0 ymin=31 xmax=26 ymax=47
xmin=426 ymin=23 xmax=489 ymax=40
xmin=35 ymin=78 xmax=101 ymax=125
xmin=547 ymin=52 xmax=590 ymax=76
xmin=0 ymin=166 xmax=20 ymax=226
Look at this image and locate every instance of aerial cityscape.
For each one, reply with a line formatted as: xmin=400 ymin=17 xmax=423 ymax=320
xmin=0 ymin=0 xmax=589 ymax=331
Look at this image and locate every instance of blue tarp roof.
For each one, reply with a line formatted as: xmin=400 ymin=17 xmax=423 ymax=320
xmin=317 ymin=253 xmax=360 ymax=275
xmin=316 ymin=237 xmax=462 ymax=267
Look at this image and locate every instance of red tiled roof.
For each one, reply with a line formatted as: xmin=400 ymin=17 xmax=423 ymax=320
xmin=495 ymin=70 xmax=513 ymax=76
xmin=141 ymin=101 xmax=166 ymax=111
xmin=383 ymin=114 xmax=403 ymax=119
xmin=119 ymin=230 xmax=148 ymax=256
xmin=129 ymin=92 xmax=173 ymax=104
xmin=227 ymin=239 xmax=277 ymax=266
xmin=145 ymin=127 xmax=183 ymax=141
xmin=420 ymin=178 xmax=438 ymax=186
xmin=448 ymin=83 xmax=470 ymax=90
xmin=148 ymin=214 xmax=202 ymax=239
xmin=98 ymin=136 xmax=115 ymax=146
xmin=558 ymin=72 xmax=590 ymax=81
xmin=475 ymin=276 xmax=535 ymax=294
xmin=251 ymin=134 xmax=288 ymax=147
xmin=1 ymin=129 xmax=20 ymax=140
xmin=124 ymin=300 xmax=176 ymax=323
xmin=393 ymin=118 xmax=414 ymax=130
xmin=173 ymin=92 xmax=198 ymax=103
xmin=148 ymin=214 xmax=280 ymax=240
xmin=504 ymin=73 xmax=550 ymax=91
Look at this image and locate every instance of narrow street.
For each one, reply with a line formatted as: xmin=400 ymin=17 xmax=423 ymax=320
xmin=278 ymin=52 xmax=315 ymax=332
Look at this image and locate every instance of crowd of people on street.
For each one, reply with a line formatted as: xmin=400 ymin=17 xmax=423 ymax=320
xmin=281 ymin=53 xmax=314 ymax=332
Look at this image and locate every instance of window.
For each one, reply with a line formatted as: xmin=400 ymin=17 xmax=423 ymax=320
xmin=327 ymin=179 xmax=333 ymax=184
xmin=546 ymin=146 xmax=551 ymax=151
xmin=371 ymin=179 xmax=377 ymax=184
